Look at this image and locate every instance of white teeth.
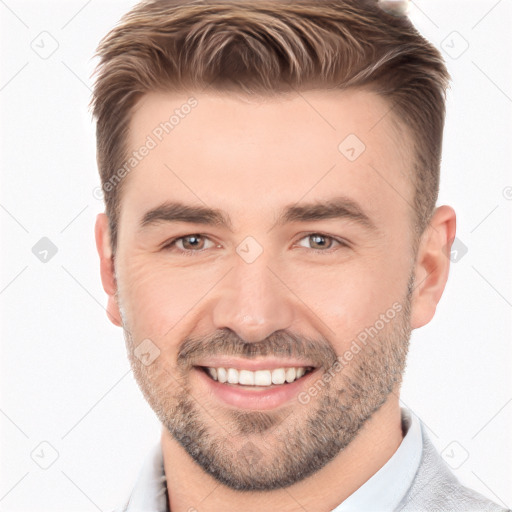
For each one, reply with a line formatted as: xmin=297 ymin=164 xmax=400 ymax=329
xmin=271 ymin=368 xmax=286 ymax=385
xmin=217 ymin=367 xmax=227 ymax=383
xmin=205 ymin=366 xmax=311 ymax=386
xmin=254 ymin=370 xmax=272 ymax=386
xmin=285 ymin=367 xmax=296 ymax=383
xmin=227 ymin=368 xmax=239 ymax=384
xmin=239 ymin=370 xmax=255 ymax=385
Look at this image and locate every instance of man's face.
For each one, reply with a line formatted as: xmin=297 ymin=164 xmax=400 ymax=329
xmin=112 ymin=88 xmax=418 ymax=489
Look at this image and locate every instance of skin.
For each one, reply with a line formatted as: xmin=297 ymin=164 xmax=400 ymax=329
xmin=95 ymin=88 xmax=456 ymax=511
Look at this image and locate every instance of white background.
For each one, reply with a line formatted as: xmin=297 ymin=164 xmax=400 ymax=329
xmin=1 ymin=1 xmax=511 ymax=510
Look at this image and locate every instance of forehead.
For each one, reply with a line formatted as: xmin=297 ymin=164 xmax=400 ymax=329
xmin=119 ymin=88 xmax=415 ymax=231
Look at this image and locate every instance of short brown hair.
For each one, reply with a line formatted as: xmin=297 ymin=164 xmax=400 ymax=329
xmin=91 ymin=0 xmax=450 ymax=255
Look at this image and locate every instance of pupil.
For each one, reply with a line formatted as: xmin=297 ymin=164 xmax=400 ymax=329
xmin=184 ymin=235 xmax=202 ymax=249
xmin=312 ymin=234 xmax=327 ymax=248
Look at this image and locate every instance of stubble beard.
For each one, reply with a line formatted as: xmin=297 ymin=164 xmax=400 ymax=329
xmin=120 ymin=284 xmax=413 ymax=491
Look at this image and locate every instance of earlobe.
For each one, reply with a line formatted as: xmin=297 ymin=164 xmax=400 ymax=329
xmin=410 ymin=205 xmax=457 ymax=329
xmin=95 ymin=213 xmax=123 ymax=327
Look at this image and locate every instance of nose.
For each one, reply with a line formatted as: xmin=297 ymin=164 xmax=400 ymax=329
xmin=211 ymin=254 xmax=295 ymax=343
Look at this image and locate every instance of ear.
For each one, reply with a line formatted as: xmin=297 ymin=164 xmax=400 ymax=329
xmin=410 ymin=205 xmax=457 ymax=329
xmin=95 ymin=213 xmax=123 ymax=327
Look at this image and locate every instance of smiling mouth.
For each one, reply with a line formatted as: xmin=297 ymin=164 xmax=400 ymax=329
xmin=197 ymin=366 xmax=316 ymax=387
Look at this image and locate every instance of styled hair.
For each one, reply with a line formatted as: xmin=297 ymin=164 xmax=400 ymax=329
xmin=91 ymin=0 xmax=450 ymax=255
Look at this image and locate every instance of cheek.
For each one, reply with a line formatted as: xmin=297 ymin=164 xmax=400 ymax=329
xmin=117 ymin=257 xmax=175 ymax=336
xmin=288 ymin=250 xmax=410 ymax=342
xmin=117 ymin=256 xmax=224 ymax=337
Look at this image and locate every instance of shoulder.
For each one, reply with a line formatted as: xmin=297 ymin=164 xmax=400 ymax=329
xmin=397 ymin=427 xmax=509 ymax=512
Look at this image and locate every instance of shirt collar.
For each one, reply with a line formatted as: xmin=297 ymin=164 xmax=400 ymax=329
xmin=123 ymin=442 xmax=169 ymax=512
xmin=332 ymin=407 xmax=424 ymax=512
xmin=123 ymin=407 xmax=423 ymax=512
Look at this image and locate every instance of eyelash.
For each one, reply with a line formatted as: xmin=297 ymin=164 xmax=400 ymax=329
xmin=161 ymin=233 xmax=349 ymax=256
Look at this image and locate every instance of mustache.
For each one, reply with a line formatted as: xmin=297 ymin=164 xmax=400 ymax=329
xmin=177 ymin=328 xmax=338 ymax=370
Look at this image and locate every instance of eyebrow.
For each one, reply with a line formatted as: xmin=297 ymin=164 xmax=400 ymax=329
xmin=138 ymin=196 xmax=377 ymax=232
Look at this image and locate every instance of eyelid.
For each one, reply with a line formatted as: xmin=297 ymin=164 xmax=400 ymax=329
xmin=161 ymin=232 xmax=350 ymax=255
xmin=295 ymin=233 xmax=349 ymax=252
xmin=161 ymin=234 xmax=217 ymax=254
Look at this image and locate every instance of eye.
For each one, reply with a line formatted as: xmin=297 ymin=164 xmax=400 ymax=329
xmin=295 ymin=233 xmax=347 ymax=252
xmin=161 ymin=232 xmax=348 ymax=256
xmin=162 ymin=234 xmax=217 ymax=254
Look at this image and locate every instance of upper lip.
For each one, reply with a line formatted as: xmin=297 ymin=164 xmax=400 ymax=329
xmin=193 ymin=357 xmax=317 ymax=371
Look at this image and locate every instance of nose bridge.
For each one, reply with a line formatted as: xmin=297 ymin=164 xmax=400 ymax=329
xmin=212 ymin=250 xmax=294 ymax=343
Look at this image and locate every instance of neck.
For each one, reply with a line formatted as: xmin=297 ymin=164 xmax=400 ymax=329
xmin=161 ymin=398 xmax=404 ymax=512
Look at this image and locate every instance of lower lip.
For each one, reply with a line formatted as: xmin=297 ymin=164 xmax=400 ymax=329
xmin=193 ymin=367 xmax=319 ymax=410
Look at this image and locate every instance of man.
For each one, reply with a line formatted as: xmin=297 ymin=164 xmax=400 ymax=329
xmin=91 ymin=0 xmax=508 ymax=510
